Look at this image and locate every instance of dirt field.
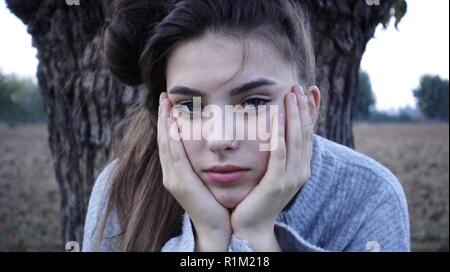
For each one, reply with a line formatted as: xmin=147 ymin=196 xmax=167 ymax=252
xmin=0 ymin=123 xmax=448 ymax=251
xmin=0 ymin=124 xmax=61 ymax=251
xmin=354 ymin=122 xmax=449 ymax=252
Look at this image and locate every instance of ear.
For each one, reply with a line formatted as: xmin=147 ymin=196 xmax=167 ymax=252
xmin=308 ymin=86 xmax=321 ymax=123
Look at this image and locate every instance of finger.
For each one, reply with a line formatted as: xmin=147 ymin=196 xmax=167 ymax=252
xmin=167 ymin=117 xmax=184 ymax=162
xmin=294 ymin=86 xmax=312 ymax=122
xmin=167 ymin=117 xmax=200 ymax=174
xmin=166 ymin=117 xmax=207 ymax=195
xmin=297 ymin=86 xmax=314 ymax=131
xmin=159 ymin=92 xmax=168 ymax=103
xmin=299 ymin=87 xmax=314 ymax=139
xmin=157 ymin=98 xmax=171 ymax=165
xmin=298 ymin=88 xmax=314 ymax=181
xmin=285 ymin=86 xmax=302 ymax=171
xmin=266 ymin=110 xmax=287 ymax=179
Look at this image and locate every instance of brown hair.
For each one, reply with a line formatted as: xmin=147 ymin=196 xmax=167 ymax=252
xmin=98 ymin=0 xmax=316 ymax=251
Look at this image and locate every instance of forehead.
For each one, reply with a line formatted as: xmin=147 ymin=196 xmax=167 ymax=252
xmin=165 ymin=33 xmax=293 ymax=92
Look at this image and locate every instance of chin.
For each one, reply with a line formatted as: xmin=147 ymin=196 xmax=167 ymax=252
xmin=220 ymin=199 xmax=240 ymax=209
xmin=213 ymin=191 xmax=245 ymax=209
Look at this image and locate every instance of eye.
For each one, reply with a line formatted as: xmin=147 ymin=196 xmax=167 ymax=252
xmin=242 ymin=97 xmax=270 ymax=110
xmin=176 ymin=100 xmax=202 ymax=114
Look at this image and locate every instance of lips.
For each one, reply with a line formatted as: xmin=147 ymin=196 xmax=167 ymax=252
xmin=204 ymin=165 xmax=249 ymax=185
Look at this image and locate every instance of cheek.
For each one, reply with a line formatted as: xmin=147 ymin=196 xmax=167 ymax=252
xmin=242 ymin=139 xmax=271 ymax=182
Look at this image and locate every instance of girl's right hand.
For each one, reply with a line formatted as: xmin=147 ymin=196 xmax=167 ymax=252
xmin=157 ymin=92 xmax=231 ymax=251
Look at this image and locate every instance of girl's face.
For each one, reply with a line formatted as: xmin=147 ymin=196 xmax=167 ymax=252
xmin=166 ymin=34 xmax=298 ymax=209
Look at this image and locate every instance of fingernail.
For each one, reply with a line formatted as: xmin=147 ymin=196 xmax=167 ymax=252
xmin=159 ymin=92 xmax=164 ymax=103
xmin=290 ymin=93 xmax=297 ymax=104
xmin=159 ymin=99 xmax=166 ymax=113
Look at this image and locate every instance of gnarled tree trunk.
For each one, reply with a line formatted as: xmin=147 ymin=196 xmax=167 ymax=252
xmin=304 ymin=0 xmax=396 ymax=145
xmin=6 ymin=0 xmax=402 ymax=248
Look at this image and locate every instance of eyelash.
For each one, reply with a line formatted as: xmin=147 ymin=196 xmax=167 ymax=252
xmin=178 ymin=97 xmax=271 ymax=113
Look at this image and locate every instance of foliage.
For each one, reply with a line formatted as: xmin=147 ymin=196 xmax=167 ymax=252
xmin=355 ymin=70 xmax=377 ymax=120
xmin=0 ymin=71 xmax=46 ymax=124
xmin=413 ymin=75 xmax=449 ymax=121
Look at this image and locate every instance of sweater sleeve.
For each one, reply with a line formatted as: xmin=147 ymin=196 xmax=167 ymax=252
xmin=269 ymin=180 xmax=410 ymax=252
xmin=226 ymin=222 xmax=328 ymax=252
xmin=161 ymin=212 xmax=248 ymax=252
xmin=342 ymin=183 xmax=411 ymax=252
xmin=161 ymin=212 xmax=327 ymax=252
xmin=161 ymin=212 xmax=196 ymax=252
xmin=227 ymin=179 xmax=410 ymax=252
xmin=82 ymin=160 xmax=121 ymax=252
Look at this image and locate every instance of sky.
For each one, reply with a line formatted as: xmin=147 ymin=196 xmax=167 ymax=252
xmin=0 ymin=0 xmax=449 ymax=111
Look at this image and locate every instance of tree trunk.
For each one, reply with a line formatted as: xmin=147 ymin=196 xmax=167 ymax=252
xmin=303 ymin=0 xmax=394 ymax=146
xmin=6 ymin=0 xmax=400 ymax=248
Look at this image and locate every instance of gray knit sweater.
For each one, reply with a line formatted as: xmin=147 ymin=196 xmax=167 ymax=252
xmin=82 ymin=134 xmax=410 ymax=252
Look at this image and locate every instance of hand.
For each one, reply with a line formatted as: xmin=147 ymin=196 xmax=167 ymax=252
xmin=230 ymin=85 xmax=314 ymax=251
xmin=157 ymin=92 xmax=231 ymax=251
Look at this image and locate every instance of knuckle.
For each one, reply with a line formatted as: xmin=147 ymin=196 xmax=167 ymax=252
xmin=271 ymin=181 xmax=297 ymax=197
xmin=267 ymin=183 xmax=283 ymax=197
xmin=172 ymin=150 xmax=181 ymax=161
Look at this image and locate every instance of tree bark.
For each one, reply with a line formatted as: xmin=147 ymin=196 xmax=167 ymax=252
xmin=303 ymin=0 xmax=394 ymax=146
xmin=6 ymin=0 xmax=401 ymax=248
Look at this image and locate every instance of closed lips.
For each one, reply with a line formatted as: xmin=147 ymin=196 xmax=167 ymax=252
xmin=204 ymin=165 xmax=249 ymax=184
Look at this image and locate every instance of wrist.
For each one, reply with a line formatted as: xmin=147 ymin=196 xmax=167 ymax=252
xmin=234 ymin=225 xmax=281 ymax=252
xmin=195 ymin=229 xmax=230 ymax=252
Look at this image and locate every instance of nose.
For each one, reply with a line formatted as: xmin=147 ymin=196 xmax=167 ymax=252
xmin=205 ymin=116 xmax=238 ymax=153
xmin=207 ymin=138 xmax=238 ymax=153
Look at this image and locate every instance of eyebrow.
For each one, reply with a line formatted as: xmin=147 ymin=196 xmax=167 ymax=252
xmin=168 ymin=78 xmax=277 ymax=97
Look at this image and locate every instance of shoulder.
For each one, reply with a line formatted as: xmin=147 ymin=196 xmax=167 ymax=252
xmin=82 ymin=159 xmax=121 ymax=251
xmin=312 ymin=135 xmax=409 ymax=226
xmin=91 ymin=159 xmax=119 ymax=201
xmin=277 ymin=135 xmax=410 ymax=251
xmin=315 ymin=135 xmax=406 ymax=199
xmin=85 ymin=159 xmax=119 ymax=218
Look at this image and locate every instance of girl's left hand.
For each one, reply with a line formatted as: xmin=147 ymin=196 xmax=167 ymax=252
xmin=230 ymin=85 xmax=314 ymax=251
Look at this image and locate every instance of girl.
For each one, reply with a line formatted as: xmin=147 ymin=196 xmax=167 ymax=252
xmin=82 ymin=0 xmax=410 ymax=252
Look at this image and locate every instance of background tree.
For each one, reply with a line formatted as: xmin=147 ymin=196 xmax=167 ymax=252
xmin=0 ymin=71 xmax=46 ymax=124
xmin=413 ymin=75 xmax=449 ymax=121
xmin=5 ymin=0 xmax=407 ymax=246
xmin=354 ymin=70 xmax=376 ymax=120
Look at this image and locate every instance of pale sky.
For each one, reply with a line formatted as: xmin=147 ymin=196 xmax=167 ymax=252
xmin=0 ymin=0 xmax=448 ymax=111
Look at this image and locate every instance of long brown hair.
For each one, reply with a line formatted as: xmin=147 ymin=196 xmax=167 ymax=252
xmin=98 ymin=0 xmax=316 ymax=251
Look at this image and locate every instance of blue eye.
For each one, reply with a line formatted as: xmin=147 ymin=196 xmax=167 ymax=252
xmin=177 ymin=98 xmax=270 ymax=115
xmin=178 ymin=100 xmax=201 ymax=114
xmin=181 ymin=101 xmax=194 ymax=112
xmin=242 ymin=98 xmax=270 ymax=109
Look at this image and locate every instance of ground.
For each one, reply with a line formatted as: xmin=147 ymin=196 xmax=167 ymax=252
xmin=0 ymin=123 xmax=448 ymax=251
